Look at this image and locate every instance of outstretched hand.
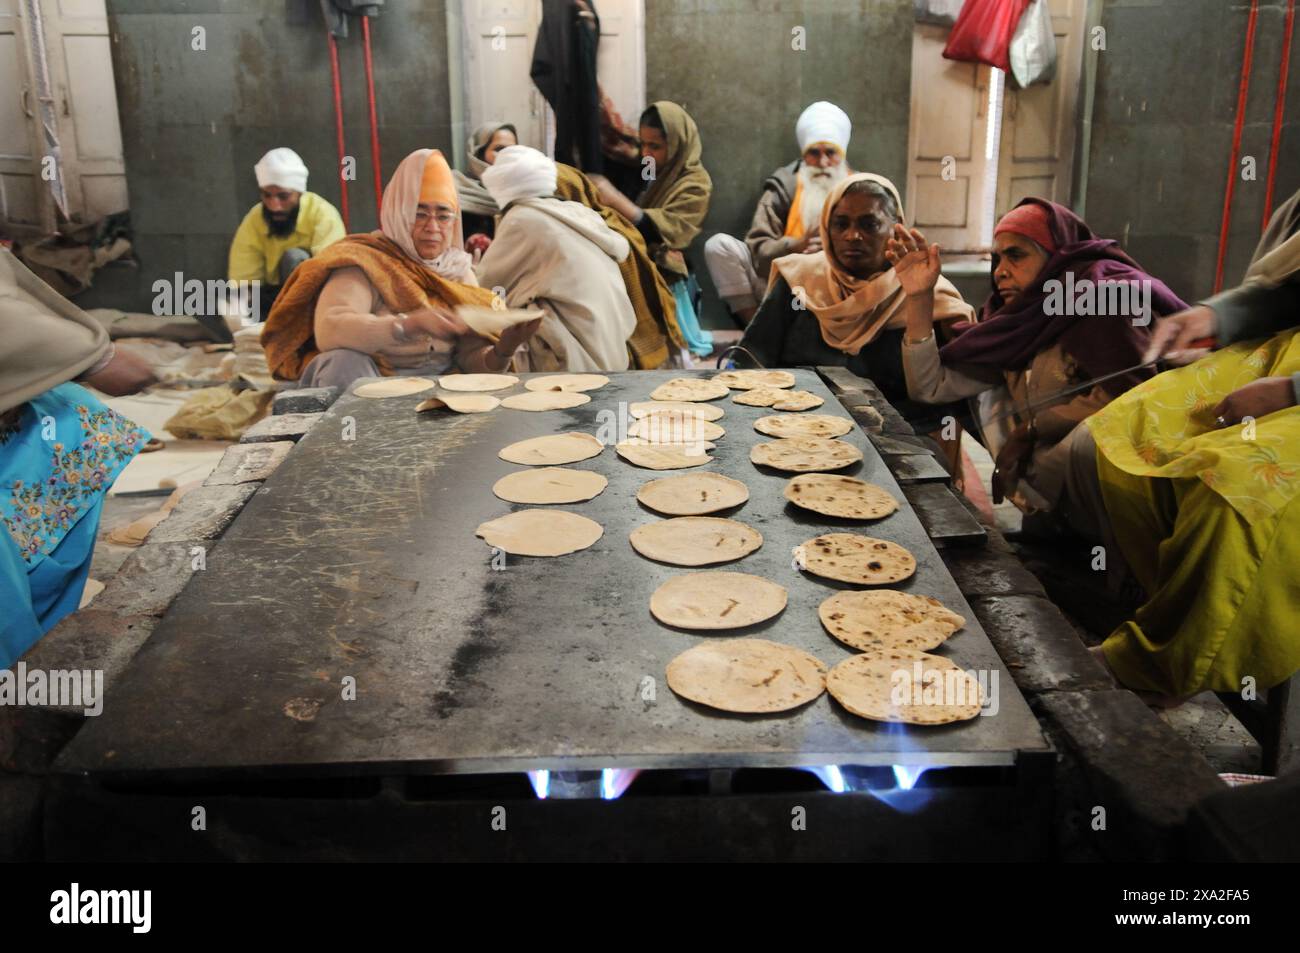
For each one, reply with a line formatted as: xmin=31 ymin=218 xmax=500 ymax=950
xmin=885 ymin=224 xmax=942 ymax=298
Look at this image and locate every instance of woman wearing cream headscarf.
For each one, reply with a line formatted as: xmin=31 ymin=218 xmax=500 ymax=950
xmin=739 ymin=172 xmax=973 ymax=425
xmin=261 ymin=148 xmax=539 ymax=389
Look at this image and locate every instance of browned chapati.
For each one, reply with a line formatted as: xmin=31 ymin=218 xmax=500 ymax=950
xmin=818 ymin=589 xmax=965 ymax=653
xmin=666 ymin=639 xmax=828 ymax=713
xmin=826 ymin=651 xmax=983 ymax=725
xmin=750 ymin=437 xmax=862 ymax=473
xmin=793 ymin=532 xmax=917 ymax=585
xmin=754 ymin=414 xmax=852 ymax=439
xmin=782 ymin=473 xmax=899 ymax=520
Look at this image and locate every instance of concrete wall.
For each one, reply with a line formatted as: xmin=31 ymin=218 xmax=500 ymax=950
xmin=101 ymin=0 xmax=453 ymax=310
xmin=644 ymin=0 xmax=914 ymax=328
xmin=1085 ymin=0 xmax=1300 ymax=304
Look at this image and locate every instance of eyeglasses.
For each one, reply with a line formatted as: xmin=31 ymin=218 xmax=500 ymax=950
xmin=415 ymin=208 xmax=458 ymax=227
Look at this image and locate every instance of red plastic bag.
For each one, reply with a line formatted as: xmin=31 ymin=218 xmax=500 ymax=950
xmin=942 ymin=0 xmax=1032 ymax=72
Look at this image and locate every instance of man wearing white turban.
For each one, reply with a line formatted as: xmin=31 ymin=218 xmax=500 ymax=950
xmin=476 ymin=146 xmax=637 ymax=372
xmin=228 ymin=147 xmax=346 ymax=315
xmin=704 ymin=101 xmax=853 ymax=325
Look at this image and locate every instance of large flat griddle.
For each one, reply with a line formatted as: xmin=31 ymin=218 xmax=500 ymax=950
xmin=57 ymin=369 xmax=1048 ymax=778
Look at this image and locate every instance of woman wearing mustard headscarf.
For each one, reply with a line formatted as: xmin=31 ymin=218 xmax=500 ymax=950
xmin=261 ymin=148 xmax=540 ymax=390
xmin=591 ymin=101 xmax=714 ymax=358
xmin=1077 ymin=188 xmax=1300 ymax=703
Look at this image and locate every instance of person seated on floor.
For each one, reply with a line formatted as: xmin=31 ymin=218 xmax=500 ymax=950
xmin=588 ymin=101 xmax=714 ymax=360
xmin=476 ymin=146 xmax=636 ymax=372
xmin=552 ymin=162 xmax=681 ymax=370
xmin=705 ymin=101 xmax=853 ymax=325
xmin=1070 ymin=186 xmax=1300 ymax=705
xmin=1 ymin=247 xmax=155 ymax=667
xmin=739 ymin=172 xmax=974 ymax=433
xmin=260 ymin=149 xmax=540 ymax=391
xmin=452 ymin=121 xmax=518 ymax=258
xmin=891 ymin=198 xmax=1186 ymax=532
xmin=228 ymin=148 xmax=346 ymax=316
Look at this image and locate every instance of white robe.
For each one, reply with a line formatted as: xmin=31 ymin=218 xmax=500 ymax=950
xmin=475 ymin=198 xmax=636 ymax=372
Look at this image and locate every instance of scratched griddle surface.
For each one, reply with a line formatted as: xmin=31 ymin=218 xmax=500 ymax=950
xmin=58 ymin=369 xmax=1047 ymax=777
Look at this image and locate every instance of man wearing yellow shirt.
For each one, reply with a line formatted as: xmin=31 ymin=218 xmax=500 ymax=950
xmin=227 ymin=148 xmax=346 ymax=316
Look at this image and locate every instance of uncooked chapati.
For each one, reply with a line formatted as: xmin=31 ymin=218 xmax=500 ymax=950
xmin=438 ymin=373 xmax=519 ymax=392
xmin=353 ymin=377 xmax=435 ymax=398
xmin=649 ymin=571 xmax=787 ymax=630
xmin=415 ymin=392 xmax=500 ymax=413
xmin=818 ymin=590 xmax=965 ymax=653
xmin=616 ymin=441 xmax=713 ymax=470
xmin=500 ymin=390 xmax=591 ymax=411
xmin=826 ymin=651 xmax=983 ymax=725
xmin=666 ymin=639 xmax=828 ymax=713
xmin=629 ymin=517 xmax=761 ymax=566
xmin=492 ymin=467 xmax=608 ymax=505
xmin=650 ymin=378 xmax=729 ymax=402
xmin=754 ymin=414 xmax=852 ymax=439
xmin=750 ymin=437 xmax=863 ymax=473
xmin=475 ymin=509 xmax=603 ymax=557
xmin=627 ymin=413 xmax=726 ymax=442
xmin=524 ymin=373 xmax=609 ymax=393
xmin=713 ymin=369 xmax=796 ymax=390
xmin=793 ymin=532 xmax=917 ymax=585
xmin=782 ymin=473 xmax=899 ymax=520
xmin=636 ymin=472 xmax=749 ymax=515
xmin=499 ymin=432 xmax=605 ymax=465
xmin=628 ymin=400 xmax=725 ymax=422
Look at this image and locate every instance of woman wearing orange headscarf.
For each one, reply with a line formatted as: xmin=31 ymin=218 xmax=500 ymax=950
xmin=261 ymin=149 xmax=540 ymax=389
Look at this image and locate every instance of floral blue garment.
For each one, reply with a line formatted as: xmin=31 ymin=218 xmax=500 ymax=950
xmin=1 ymin=383 xmax=148 ymax=667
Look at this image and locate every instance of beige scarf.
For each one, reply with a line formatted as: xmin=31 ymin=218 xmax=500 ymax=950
xmin=771 ymin=172 xmax=973 ymax=355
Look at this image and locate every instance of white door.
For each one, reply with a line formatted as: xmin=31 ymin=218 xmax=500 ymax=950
xmin=1 ymin=0 xmax=53 ymax=228
xmin=906 ymin=0 xmax=1086 ymax=253
xmin=459 ymin=0 xmax=645 ymax=161
xmin=0 ymin=0 xmax=127 ymax=232
xmin=995 ymin=0 xmax=1086 ymax=217
xmin=36 ymin=0 xmax=128 ymax=222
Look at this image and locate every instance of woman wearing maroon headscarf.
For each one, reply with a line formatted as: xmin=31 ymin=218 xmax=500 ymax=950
xmin=887 ymin=198 xmax=1187 ymax=534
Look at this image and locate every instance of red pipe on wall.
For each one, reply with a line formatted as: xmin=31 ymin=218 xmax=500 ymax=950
xmin=1214 ymin=0 xmax=1259 ymax=294
xmin=1263 ymin=0 xmax=1296 ymax=228
xmin=327 ymin=32 xmax=351 ymax=233
xmin=361 ymin=15 xmax=383 ymax=219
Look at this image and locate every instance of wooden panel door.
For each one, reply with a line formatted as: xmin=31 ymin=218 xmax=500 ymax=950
xmin=906 ymin=22 xmax=993 ymax=254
